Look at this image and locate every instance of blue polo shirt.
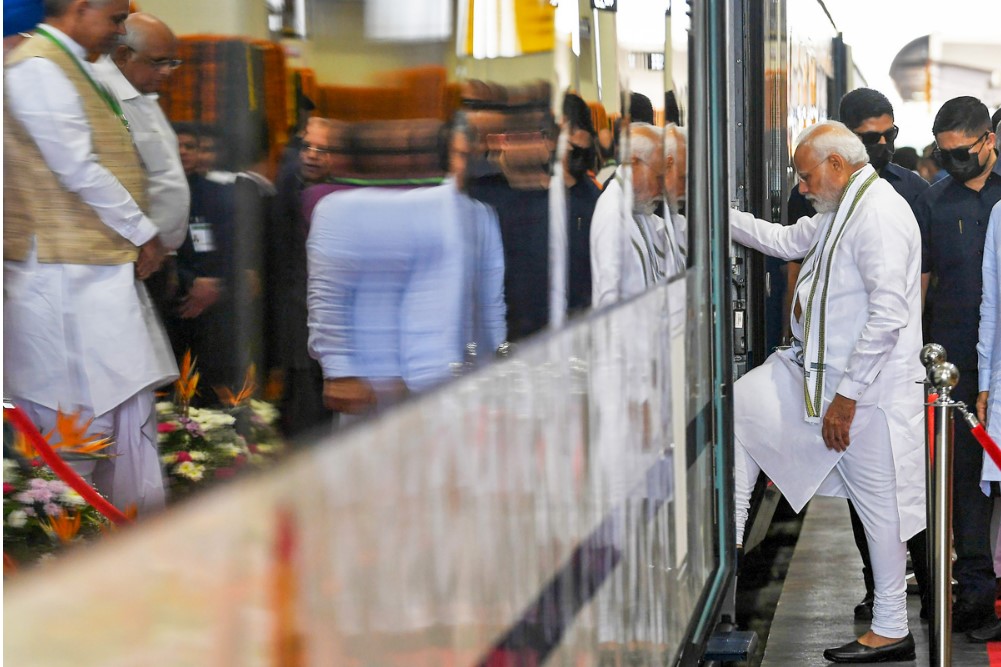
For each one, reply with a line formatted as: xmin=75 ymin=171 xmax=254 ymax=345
xmin=917 ymin=154 xmax=1001 ymax=371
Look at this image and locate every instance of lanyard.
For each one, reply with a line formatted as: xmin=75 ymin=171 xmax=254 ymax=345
xmin=34 ymin=26 xmax=130 ymax=131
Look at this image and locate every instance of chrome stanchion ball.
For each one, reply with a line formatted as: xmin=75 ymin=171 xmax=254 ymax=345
xmin=927 ymin=361 xmax=960 ymax=392
xmin=920 ymin=343 xmax=947 ymax=369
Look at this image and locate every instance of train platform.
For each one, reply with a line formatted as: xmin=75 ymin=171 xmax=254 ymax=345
xmin=761 ymin=497 xmax=1000 ymax=666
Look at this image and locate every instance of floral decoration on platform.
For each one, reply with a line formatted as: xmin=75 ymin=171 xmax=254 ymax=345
xmin=3 ymin=414 xmax=112 ymax=568
xmin=156 ymin=352 xmax=284 ymax=497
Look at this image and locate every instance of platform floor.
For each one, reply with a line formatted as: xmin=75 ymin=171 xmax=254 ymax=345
xmin=761 ymin=496 xmax=994 ymax=666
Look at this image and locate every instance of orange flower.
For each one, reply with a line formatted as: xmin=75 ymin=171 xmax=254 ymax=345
xmin=215 ymin=364 xmax=258 ymax=407
xmin=12 ymin=430 xmax=35 ymax=459
xmin=42 ymin=410 xmax=113 ymax=456
xmin=175 ymin=350 xmax=201 ymax=408
xmin=46 ymin=511 xmax=82 ymax=544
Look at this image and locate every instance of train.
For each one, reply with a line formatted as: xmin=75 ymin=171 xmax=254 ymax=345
xmin=4 ymin=1 xmax=864 ymax=665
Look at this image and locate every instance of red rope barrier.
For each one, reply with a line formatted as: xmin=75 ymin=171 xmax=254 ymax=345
xmin=4 ymin=404 xmax=130 ymax=526
xmin=927 ymin=391 xmax=938 ymax=464
xmin=971 ymin=423 xmax=1001 ymax=473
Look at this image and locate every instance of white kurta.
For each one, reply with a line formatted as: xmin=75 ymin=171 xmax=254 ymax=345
xmin=977 ymin=200 xmax=1001 ymax=491
xmin=730 ymin=170 xmax=926 ymax=540
xmin=590 ymin=169 xmax=676 ymax=308
xmin=93 ymin=56 xmax=190 ymax=251
xmin=3 ymin=26 xmax=177 ymax=416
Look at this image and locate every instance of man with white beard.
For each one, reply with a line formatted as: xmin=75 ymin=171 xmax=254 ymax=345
xmin=590 ymin=123 xmax=683 ymax=308
xmin=730 ymin=121 xmax=924 ymax=663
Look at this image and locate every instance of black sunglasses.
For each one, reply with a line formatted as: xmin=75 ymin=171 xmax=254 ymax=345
xmin=933 ymin=131 xmax=990 ymax=163
xmin=854 ymin=125 xmax=899 ymax=146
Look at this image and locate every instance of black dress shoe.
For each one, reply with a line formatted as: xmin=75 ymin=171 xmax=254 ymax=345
xmin=853 ymin=593 xmax=874 ymax=622
xmin=823 ymin=633 xmax=915 ymax=663
xmin=967 ymin=617 xmax=1001 ymax=643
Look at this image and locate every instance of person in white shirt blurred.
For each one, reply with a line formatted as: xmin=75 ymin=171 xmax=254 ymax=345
xmin=3 ymin=0 xmax=176 ymax=514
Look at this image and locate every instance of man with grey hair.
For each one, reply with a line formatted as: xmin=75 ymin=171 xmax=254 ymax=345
xmin=730 ymin=121 xmax=924 ymax=662
xmin=94 ymin=12 xmax=188 ymax=251
xmin=4 ymin=0 xmax=176 ymax=514
xmin=590 ymin=122 xmax=680 ymax=308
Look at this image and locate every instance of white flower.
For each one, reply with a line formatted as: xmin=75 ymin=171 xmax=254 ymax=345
xmin=61 ymin=489 xmax=87 ymax=507
xmin=160 ymin=453 xmax=177 ymax=465
xmin=189 ymin=451 xmax=209 ymax=462
xmin=174 ymin=461 xmax=205 ymax=482
xmin=188 ymin=407 xmax=236 ymax=430
xmin=3 ymin=459 xmax=19 ymax=481
xmin=7 ymin=509 xmax=27 ymax=528
xmin=217 ymin=443 xmax=242 ymax=458
xmin=250 ymin=399 xmax=279 ymax=424
xmin=156 ymin=401 xmax=176 ymax=416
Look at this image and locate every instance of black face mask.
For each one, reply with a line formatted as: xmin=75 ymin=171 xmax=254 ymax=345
xmin=867 ymin=143 xmax=894 ymax=172
xmin=941 ymin=150 xmax=987 ymax=183
xmin=567 ymin=145 xmax=595 ymax=181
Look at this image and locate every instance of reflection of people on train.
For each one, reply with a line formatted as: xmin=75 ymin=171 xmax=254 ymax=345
xmin=4 ymin=0 xmax=176 ymax=514
xmin=731 ymin=121 xmax=924 ymax=663
xmin=662 ymin=123 xmax=688 ymax=266
xmin=590 ymin=123 xmax=680 ymax=308
xmin=596 ymin=127 xmax=618 ymax=184
xmin=168 ymin=123 xmax=238 ymax=401
xmin=307 ymin=120 xmax=505 ymax=419
xmin=272 ymin=119 xmax=345 ymax=437
xmin=917 ymin=96 xmax=1001 ymax=640
xmin=93 ymin=13 xmax=189 ymax=327
xmin=564 ymin=120 xmax=602 ymax=316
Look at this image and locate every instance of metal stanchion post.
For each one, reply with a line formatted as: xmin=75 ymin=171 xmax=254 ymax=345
xmin=928 ymin=360 xmax=958 ymax=667
xmin=919 ymin=344 xmax=946 ymax=619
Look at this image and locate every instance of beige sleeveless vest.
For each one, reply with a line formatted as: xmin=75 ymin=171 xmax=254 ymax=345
xmin=3 ymin=32 xmax=147 ymax=264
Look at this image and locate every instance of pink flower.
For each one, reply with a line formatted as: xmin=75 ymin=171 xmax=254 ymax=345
xmin=157 ymin=422 xmax=178 ymax=433
xmin=3 ymin=483 xmax=14 ymax=495
xmin=247 ymin=443 xmax=259 ymax=454
xmin=175 ymin=450 xmax=192 ymax=463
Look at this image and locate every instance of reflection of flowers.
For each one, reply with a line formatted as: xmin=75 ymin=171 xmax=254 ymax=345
xmin=3 ymin=439 xmax=106 ymax=565
xmin=156 ymin=398 xmax=283 ymax=498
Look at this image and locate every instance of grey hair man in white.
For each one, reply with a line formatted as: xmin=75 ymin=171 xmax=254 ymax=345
xmin=590 ymin=122 xmax=675 ymax=307
xmin=730 ymin=121 xmax=925 ymax=663
xmin=94 ymin=12 xmax=189 ymax=251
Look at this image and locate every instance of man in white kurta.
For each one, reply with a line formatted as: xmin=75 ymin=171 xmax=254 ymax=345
xmin=591 ymin=123 xmax=684 ymax=308
xmin=3 ymin=0 xmax=177 ymax=515
xmin=730 ymin=122 xmax=924 ymax=662
xmin=93 ymin=12 xmax=189 ymax=251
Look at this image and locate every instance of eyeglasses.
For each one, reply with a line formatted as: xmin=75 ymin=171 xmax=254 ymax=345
xmin=854 ymin=125 xmax=898 ymax=146
xmin=797 ymin=156 xmax=829 ymax=182
xmin=301 ymin=142 xmax=337 ymax=155
xmin=127 ymin=47 xmax=182 ymax=70
xmin=933 ymin=131 xmax=990 ymax=163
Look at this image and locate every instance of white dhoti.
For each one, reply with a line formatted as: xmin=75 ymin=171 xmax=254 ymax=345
xmin=17 ymin=391 xmax=165 ymax=516
xmin=734 ymin=348 xmax=909 ymax=639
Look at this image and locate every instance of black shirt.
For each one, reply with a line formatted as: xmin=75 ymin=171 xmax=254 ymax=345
xmin=917 ymin=154 xmax=1001 ymax=371
xmin=567 ymin=177 xmax=601 ymax=313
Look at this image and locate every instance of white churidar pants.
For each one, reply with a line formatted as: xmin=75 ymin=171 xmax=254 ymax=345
xmin=734 ymin=407 xmax=908 ymax=639
xmin=17 ymin=390 xmax=165 ymax=516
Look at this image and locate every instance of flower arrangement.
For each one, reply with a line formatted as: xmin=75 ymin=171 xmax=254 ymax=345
xmin=155 ymin=353 xmax=284 ymax=498
xmin=2 ymin=417 xmax=112 ymax=567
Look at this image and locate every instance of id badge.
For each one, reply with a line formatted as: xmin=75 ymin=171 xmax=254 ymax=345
xmin=190 ymin=220 xmax=216 ymax=253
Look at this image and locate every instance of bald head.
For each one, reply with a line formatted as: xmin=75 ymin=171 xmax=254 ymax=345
xmin=111 ymin=12 xmax=179 ymax=95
